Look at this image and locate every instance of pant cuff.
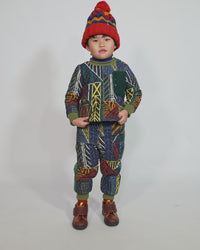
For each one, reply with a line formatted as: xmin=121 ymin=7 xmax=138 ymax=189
xmin=77 ymin=193 xmax=89 ymax=200
xmin=103 ymin=194 xmax=115 ymax=200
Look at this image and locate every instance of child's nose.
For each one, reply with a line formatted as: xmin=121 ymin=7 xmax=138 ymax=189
xmin=99 ymin=40 xmax=105 ymax=46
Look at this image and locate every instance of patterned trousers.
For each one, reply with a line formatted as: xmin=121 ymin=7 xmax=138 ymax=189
xmin=74 ymin=122 xmax=125 ymax=197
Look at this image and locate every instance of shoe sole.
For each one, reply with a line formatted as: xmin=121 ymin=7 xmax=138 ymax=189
xmin=104 ymin=219 xmax=119 ymax=226
xmin=102 ymin=211 xmax=119 ymax=226
xmin=72 ymin=222 xmax=88 ymax=230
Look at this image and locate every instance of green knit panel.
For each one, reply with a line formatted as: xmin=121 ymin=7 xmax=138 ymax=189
xmin=103 ymin=194 xmax=115 ymax=200
xmin=68 ymin=112 xmax=79 ymax=125
xmin=112 ymin=71 xmax=126 ymax=98
xmin=124 ymin=104 xmax=134 ymax=116
xmin=89 ymin=57 xmax=117 ymax=67
xmin=77 ymin=193 xmax=89 ymax=200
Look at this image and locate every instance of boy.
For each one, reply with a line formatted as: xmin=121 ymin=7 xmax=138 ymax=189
xmin=65 ymin=1 xmax=142 ymax=230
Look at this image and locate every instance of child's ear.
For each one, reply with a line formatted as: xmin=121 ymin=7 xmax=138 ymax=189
xmin=86 ymin=45 xmax=90 ymax=52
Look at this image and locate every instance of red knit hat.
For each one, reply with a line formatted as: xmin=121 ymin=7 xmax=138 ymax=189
xmin=82 ymin=1 xmax=120 ymax=50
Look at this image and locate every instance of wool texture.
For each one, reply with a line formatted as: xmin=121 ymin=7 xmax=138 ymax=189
xmin=74 ymin=122 xmax=124 ymax=196
xmin=65 ymin=57 xmax=142 ymax=124
xmin=82 ymin=1 xmax=120 ymax=49
xmin=65 ymin=58 xmax=142 ymax=197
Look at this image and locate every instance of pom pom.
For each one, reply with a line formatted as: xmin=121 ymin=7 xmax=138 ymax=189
xmin=95 ymin=1 xmax=111 ymax=14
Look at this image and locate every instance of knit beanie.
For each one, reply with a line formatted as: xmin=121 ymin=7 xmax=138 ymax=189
xmin=82 ymin=1 xmax=120 ymax=50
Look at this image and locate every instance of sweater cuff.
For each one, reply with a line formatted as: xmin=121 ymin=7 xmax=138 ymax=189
xmin=67 ymin=113 xmax=79 ymax=125
xmin=123 ymin=104 xmax=135 ymax=117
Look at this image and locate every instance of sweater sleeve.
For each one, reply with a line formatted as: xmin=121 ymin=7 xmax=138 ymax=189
xmin=65 ymin=65 xmax=82 ymax=124
xmin=123 ymin=64 xmax=142 ymax=116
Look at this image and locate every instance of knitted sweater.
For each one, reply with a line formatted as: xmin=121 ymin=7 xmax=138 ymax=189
xmin=65 ymin=57 xmax=142 ymax=123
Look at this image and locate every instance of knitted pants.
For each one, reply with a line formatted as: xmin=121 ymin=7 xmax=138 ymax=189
xmin=74 ymin=122 xmax=125 ymax=197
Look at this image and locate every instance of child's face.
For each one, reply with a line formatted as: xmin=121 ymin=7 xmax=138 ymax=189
xmin=86 ymin=35 xmax=116 ymax=60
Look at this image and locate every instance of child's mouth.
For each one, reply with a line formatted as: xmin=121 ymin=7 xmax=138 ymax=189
xmin=99 ymin=49 xmax=107 ymax=53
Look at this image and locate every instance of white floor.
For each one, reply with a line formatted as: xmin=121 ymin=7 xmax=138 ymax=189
xmin=1 ymin=174 xmax=199 ymax=250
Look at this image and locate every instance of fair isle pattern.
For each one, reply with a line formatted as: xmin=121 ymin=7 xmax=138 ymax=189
xmin=85 ymin=61 xmax=103 ymax=80
xmin=125 ymin=88 xmax=134 ymax=105
xmin=89 ymin=82 xmax=102 ymax=122
xmin=86 ymin=14 xmax=116 ymax=29
xmin=74 ymin=122 xmax=124 ymax=196
xmin=82 ymin=125 xmax=90 ymax=143
xmin=103 ymin=74 xmax=115 ymax=101
xmin=65 ymin=58 xmax=142 ymax=123
xmin=86 ymin=2 xmax=117 ymax=29
xmin=76 ymin=143 xmax=91 ymax=168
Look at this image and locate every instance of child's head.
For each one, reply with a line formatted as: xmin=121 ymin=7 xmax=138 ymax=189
xmin=82 ymin=1 xmax=120 ymax=51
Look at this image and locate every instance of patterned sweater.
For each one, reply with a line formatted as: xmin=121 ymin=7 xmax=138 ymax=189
xmin=65 ymin=57 xmax=142 ymax=123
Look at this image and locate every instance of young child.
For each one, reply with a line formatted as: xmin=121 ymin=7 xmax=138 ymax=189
xmin=65 ymin=1 xmax=142 ymax=230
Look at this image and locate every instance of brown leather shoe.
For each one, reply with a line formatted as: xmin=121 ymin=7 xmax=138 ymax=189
xmin=72 ymin=202 xmax=88 ymax=230
xmin=102 ymin=200 xmax=119 ymax=226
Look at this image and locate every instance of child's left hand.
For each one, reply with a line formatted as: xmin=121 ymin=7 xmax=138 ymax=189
xmin=118 ymin=110 xmax=129 ymax=125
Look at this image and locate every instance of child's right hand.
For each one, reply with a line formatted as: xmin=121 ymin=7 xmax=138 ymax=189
xmin=72 ymin=117 xmax=89 ymax=128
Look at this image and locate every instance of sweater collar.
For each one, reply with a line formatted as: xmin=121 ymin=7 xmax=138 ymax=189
xmin=89 ymin=57 xmax=117 ymax=66
xmin=92 ymin=56 xmax=113 ymax=62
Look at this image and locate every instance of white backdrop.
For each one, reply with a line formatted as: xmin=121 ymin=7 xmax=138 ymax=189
xmin=0 ymin=0 xmax=200 ymax=249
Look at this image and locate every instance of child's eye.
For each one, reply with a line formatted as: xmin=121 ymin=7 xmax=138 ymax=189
xmin=93 ymin=39 xmax=98 ymax=42
xmin=105 ymin=38 xmax=111 ymax=41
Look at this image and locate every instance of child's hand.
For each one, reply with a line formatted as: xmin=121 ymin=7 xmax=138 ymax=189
xmin=118 ymin=110 xmax=129 ymax=125
xmin=72 ymin=117 xmax=90 ymax=128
